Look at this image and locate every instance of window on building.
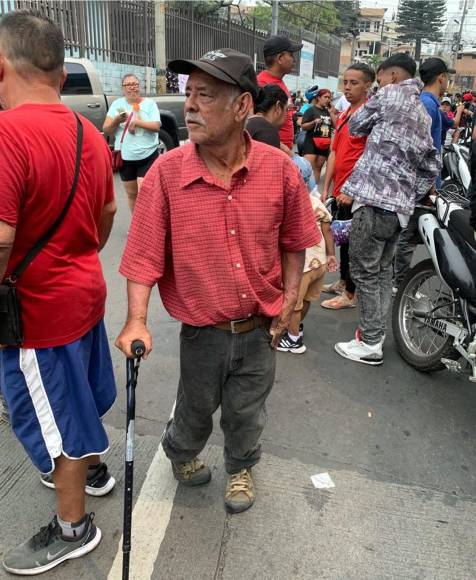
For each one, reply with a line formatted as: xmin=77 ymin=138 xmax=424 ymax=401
xmin=62 ymin=63 xmax=93 ymax=95
xmin=457 ymin=54 xmax=463 ymax=60
xmin=472 ymin=54 xmax=476 ymax=59
xmin=359 ymin=20 xmax=370 ymax=32
xmin=374 ymin=21 xmax=381 ymax=32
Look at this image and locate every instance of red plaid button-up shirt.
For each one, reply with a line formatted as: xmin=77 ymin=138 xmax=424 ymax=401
xmin=119 ymin=134 xmax=320 ymax=326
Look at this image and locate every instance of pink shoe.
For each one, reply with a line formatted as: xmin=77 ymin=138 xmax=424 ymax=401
xmin=321 ymin=279 xmax=345 ymax=295
xmin=321 ymin=292 xmax=357 ymax=310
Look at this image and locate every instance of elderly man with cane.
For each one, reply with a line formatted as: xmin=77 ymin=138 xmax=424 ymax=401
xmin=116 ymin=48 xmax=319 ymax=514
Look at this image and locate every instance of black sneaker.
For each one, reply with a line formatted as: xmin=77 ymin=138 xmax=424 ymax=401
xmin=2 ymin=513 xmax=101 ymax=575
xmin=40 ymin=462 xmax=115 ymax=497
xmin=277 ymin=332 xmax=307 ymax=354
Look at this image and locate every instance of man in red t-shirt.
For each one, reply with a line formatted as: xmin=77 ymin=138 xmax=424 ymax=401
xmin=257 ymin=35 xmax=302 ymax=153
xmin=320 ymin=63 xmax=375 ymax=310
xmin=0 ymin=11 xmax=116 ymax=575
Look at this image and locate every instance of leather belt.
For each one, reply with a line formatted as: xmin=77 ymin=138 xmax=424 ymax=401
xmin=214 ymin=316 xmax=271 ymax=334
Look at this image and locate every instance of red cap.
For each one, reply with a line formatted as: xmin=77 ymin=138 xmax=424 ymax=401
xmin=462 ymin=93 xmax=472 ymax=101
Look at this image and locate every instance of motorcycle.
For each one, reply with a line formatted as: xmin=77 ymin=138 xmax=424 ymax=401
xmin=392 ymin=192 xmax=476 ymax=383
xmin=441 ymin=141 xmax=471 ymax=198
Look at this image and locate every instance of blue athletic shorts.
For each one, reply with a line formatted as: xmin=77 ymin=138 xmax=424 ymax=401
xmin=0 ymin=319 xmax=117 ymax=474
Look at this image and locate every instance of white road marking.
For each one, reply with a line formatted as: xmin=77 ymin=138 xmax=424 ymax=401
xmin=108 ymin=405 xmax=177 ymax=580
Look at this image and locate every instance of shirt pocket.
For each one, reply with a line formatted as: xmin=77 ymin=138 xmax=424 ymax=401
xmin=255 ymin=228 xmax=280 ymax=276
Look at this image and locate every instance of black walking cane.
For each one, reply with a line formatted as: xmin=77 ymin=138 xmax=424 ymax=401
xmin=122 ymin=339 xmax=146 ymax=580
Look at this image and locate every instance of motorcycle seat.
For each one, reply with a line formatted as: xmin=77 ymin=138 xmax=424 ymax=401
xmin=448 ymin=209 xmax=476 ymax=251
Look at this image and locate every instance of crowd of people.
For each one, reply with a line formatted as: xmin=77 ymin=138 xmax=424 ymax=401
xmin=0 ymin=9 xmax=475 ymax=576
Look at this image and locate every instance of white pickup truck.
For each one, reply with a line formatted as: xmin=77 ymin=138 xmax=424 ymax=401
xmin=62 ymin=58 xmax=187 ymax=152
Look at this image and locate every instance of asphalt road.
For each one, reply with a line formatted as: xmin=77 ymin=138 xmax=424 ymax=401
xmin=0 ymin=174 xmax=475 ymax=580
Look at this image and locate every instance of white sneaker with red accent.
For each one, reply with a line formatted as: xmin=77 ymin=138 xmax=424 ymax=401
xmin=335 ymin=330 xmax=384 ymax=366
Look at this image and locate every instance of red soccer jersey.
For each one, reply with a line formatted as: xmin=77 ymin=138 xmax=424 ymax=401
xmin=120 ymin=135 xmax=320 ymax=326
xmin=0 ymin=104 xmax=114 ymax=348
xmin=332 ymin=105 xmax=367 ymax=198
xmin=257 ymin=70 xmax=294 ymax=150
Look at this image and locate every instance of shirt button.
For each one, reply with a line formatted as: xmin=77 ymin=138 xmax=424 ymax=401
xmin=236 ymin=263 xmax=241 ymax=268
xmin=242 ymin=293 xmax=247 ymax=298
xmin=230 ymin=229 xmax=236 ymax=235
xmin=227 ymin=195 xmax=233 ymax=201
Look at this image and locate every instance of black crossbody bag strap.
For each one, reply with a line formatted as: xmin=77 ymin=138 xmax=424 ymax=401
xmin=10 ymin=113 xmax=83 ymax=282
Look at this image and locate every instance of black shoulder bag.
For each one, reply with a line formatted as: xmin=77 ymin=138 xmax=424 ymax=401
xmin=0 ymin=114 xmax=83 ymax=346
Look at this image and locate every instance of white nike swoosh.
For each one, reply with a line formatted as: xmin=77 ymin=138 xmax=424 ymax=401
xmin=46 ymin=547 xmax=68 ymax=561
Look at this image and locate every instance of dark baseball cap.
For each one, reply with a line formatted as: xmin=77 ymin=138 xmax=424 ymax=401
xmin=168 ymin=48 xmax=258 ymax=98
xmin=419 ymin=58 xmax=455 ymax=83
xmin=263 ymin=35 xmax=303 ymax=57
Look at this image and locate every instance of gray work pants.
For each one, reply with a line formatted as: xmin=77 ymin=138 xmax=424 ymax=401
xmin=162 ymin=323 xmax=276 ymax=474
xmin=350 ymin=206 xmax=401 ymax=345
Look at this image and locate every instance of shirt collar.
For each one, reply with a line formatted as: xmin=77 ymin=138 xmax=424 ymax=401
xmin=421 ymin=91 xmax=441 ymax=105
xmin=180 ymin=131 xmax=254 ymax=189
xmin=399 ymin=77 xmax=424 ymax=93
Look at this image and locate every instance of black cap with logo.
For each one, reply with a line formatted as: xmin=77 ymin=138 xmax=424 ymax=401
xmin=263 ymin=35 xmax=303 ymax=57
xmin=168 ymin=48 xmax=258 ymax=98
xmin=419 ymin=58 xmax=455 ymax=84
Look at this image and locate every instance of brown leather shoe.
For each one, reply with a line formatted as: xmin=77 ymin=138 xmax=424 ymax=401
xmin=171 ymin=457 xmax=211 ymax=486
xmin=224 ymin=468 xmax=255 ymax=514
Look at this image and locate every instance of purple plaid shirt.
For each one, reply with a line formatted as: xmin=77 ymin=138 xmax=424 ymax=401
xmin=341 ymin=79 xmax=441 ymax=216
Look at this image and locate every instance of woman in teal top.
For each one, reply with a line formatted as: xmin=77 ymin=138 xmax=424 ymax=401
xmin=103 ymin=74 xmax=161 ymax=213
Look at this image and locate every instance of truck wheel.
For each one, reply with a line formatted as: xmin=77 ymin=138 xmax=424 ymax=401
xmin=158 ymin=129 xmax=175 ymax=154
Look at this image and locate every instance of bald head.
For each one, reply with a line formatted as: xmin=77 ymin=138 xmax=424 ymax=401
xmin=0 ymin=10 xmax=64 ymax=79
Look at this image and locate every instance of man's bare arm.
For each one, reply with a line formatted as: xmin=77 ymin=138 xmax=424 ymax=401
xmin=115 ymin=280 xmax=154 ymax=358
xmin=321 ymin=150 xmax=335 ymax=201
xmin=270 ymin=250 xmax=305 ymax=348
xmin=0 ymin=221 xmax=15 ymax=281
xmin=280 ymin=142 xmax=293 ymax=156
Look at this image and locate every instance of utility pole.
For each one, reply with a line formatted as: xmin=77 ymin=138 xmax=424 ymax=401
xmin=452 ymin=0 xmax=469 ymax=68
xmin=154 ymin=0 xmax=167 ymax=94
xmin=271 ymin=0 xmax=278 ymax=36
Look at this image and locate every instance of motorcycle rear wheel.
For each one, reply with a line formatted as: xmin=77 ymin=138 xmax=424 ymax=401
xmin=392 ymin=259 xmax=458 ymax=372
xmin=439 ymin=179 xmax=469 ymax=207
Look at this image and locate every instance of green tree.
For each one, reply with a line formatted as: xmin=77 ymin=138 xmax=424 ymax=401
xmin=366 ymin=54 xmax=383 ymax=70
xmin=249 ymin=3 xmax=272 ymax=31
xmin=249 ymin=1 xmax=341 ymax=34
xmin=334 ymin=0 xmax=360 ymax=35
xmin=166 ymin=1 xmax=236 ymax=18
xmin=396 ymin=0 xmax=446 ymax=62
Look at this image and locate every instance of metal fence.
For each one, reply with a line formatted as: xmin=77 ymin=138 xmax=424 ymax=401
xmin=0 ymin=0 xmax=156 ymax=66
xmin=0 ymin=0 xmax=341 ymax=78
xmin=166 ymin=4 xmax=341 ymax=78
